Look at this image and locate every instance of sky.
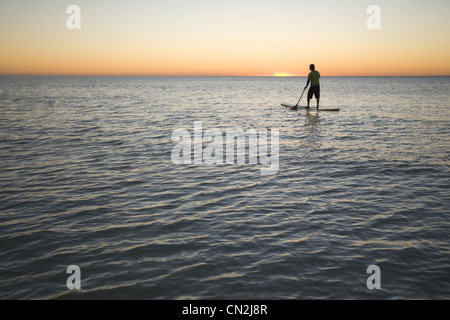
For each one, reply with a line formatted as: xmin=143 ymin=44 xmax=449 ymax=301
xmin=0 ymin=0 xmax=449 ymax=76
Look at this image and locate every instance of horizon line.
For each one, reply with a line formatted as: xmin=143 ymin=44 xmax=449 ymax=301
xmin=1 ymin=74 xmax=449 ymax=77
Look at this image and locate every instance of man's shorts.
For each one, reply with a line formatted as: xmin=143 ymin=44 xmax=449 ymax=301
xmin=308 ymin=85 xmax=320 ymax=99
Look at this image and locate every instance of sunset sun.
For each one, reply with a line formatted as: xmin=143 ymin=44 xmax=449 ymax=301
xmin=273 ymin=73 xmax=295 ymax=77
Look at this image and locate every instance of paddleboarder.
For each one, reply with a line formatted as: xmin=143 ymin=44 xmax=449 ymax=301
xmin=305 ymin=64 xmax=320 ymax=109
xmin=293 ymin=64 xmax=320 ymax=110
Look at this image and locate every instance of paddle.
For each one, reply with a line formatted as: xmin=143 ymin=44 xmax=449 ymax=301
xmin=292 ymin=86 xmax=307 ymax=110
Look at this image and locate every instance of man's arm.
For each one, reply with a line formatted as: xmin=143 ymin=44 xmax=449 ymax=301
xmin=305 ymin=79 xmax=310 ymax=89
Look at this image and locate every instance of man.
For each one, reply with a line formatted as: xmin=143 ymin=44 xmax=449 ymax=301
xmin=293 ymin=64 xmax=321 ymax=110
xmin=305 ymin=64 xmax=320 ymax=109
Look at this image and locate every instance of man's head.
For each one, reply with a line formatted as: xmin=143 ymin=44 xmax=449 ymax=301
xmin=310 ymin=64 xmax=315 ymax=71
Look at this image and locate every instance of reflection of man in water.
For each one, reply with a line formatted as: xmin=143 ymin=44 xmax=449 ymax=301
xmin=305 ymin=64 xmax=320 ymax=109
xmin=305 ymin=109 xmax=320 ymax=133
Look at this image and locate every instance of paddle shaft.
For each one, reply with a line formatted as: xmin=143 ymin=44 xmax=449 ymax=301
xmin=295 ymin=87 xmax=307 ymax=106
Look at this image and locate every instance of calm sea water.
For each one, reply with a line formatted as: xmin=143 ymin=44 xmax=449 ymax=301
xmin=0 ymin=76 xmax=449 ymax=299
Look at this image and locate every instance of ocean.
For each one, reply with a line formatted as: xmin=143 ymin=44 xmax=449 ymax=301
xmin=0 ymin=76 xmax=449 ymax=299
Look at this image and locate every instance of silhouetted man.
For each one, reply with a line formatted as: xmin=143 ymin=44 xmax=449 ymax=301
xmin=305 ymin=64 xmax=320 ymax=109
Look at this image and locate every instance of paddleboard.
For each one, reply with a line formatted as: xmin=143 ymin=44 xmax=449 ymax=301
xmin=281 ymin=103 xmax=340 ymax=112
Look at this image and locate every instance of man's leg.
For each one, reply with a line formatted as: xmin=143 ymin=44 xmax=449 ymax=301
xmin=306 ymin=88 xmax=311 ymax=108
xmin=315 ymin=87 xmax=320 ymax=109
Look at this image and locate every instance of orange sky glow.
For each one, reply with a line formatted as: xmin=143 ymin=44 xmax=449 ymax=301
xmin=1 ymin=1 xmax=449 ymax=77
